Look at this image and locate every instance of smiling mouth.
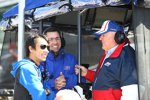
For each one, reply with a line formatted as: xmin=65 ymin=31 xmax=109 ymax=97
xmin=53 ymin=45 xmax=58 ymax=48
xmin=41 ymin=53 xmax=48 ymax=57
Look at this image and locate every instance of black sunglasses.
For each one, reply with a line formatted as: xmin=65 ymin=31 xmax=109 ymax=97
xmin=40 ymin=44 xmax=49 ymax=50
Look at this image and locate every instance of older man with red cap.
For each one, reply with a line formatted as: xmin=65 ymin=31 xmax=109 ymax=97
xmin=75 ymin=20 xmax=138 ymax=100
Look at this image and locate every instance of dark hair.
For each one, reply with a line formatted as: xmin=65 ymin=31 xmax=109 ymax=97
xmin=25 ymin=32 xmax=48 ymax=57
xmin=43 ymin=27 xmax=61 ymax=38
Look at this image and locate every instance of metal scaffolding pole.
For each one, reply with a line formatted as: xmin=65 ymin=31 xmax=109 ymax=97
xmin=77 ymin=11 xmax=81 ymax=83
xmin=18 ymin=0 xmax=25 ymax=60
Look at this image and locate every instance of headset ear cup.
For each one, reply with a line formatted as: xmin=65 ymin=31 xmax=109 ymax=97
xmin=61 ymin=37 xmax=66 ymax=48
xmin=115 ymin=31 xmax=126 ymax=44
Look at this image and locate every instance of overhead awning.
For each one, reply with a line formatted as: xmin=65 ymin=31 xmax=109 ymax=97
xmin=3 ymin=0 xmax=59 ymax=18
xmin=0 ymin=0 xmax=134 ymax=31
xmin=3 ymin=0 xmax=134 ymax=19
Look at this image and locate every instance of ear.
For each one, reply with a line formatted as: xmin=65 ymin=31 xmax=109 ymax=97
xmin=29 ymin=46 xmax=34 ymax=53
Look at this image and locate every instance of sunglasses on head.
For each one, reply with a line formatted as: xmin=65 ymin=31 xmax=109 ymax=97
xmin=40 ymin=44 xmax=49 ymax=50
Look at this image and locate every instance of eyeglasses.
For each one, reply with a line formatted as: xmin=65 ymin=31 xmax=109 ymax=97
xmin=48 ymin=37 xmax=61 ymax=42
xmin=40 ymin=44 xmax=49 ymax=50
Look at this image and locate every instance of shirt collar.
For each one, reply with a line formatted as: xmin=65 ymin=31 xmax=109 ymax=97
xmin=109 ymin=42 xmax=126 ymax=58
xmin=105 ymin=45 xmax=118 ymax=59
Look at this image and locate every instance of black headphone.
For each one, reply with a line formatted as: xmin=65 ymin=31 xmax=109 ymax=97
xmin=60 ymin=32 xmax=66 ymax=48
xmin=114 ymin=31 xmax=126 ymax=44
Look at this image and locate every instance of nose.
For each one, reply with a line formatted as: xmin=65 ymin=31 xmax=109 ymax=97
xmin=50 ymin=39 xmax=58 ymax=45
xmin=99 ymin=36 xmax=102 ymax=41
xmin=53 ymin=39 xmax=58 ymax=43
xmin=44 ymin=48 xmax=49 ymax=54
xmin=51 ymin=38 xmax=60 ymax=42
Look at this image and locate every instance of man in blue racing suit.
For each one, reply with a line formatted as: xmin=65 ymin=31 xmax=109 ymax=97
xmin=39 ymin=27 xmax=77 ymax=99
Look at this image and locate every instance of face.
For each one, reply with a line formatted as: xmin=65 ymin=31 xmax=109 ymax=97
xmin=46 ymin=31 xmax=61 ymax=53
xmin=30 ymin=37 xmax=49 ymax=65
xmin=99 ymin=31 xmax=117 ymax=51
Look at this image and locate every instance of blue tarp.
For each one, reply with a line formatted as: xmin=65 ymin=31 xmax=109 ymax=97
xmin=3 ymin=0 xmax=59 ymax=18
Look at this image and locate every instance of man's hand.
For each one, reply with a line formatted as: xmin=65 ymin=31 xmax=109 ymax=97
xmin=44 ymin=89 xmax=51 ymax=96
xmin=54 ymin=72 xmax=66 ymax=90
xmin=75 ymin=65 xmax=87 ymax=77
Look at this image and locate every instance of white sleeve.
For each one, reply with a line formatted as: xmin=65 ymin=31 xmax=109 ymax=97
xmin=121 ymin=84 xmax=139 ymax=100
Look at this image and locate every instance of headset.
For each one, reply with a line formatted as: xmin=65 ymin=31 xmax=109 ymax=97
xmin=114 ymin=31 xmax=126 ymax=44
xmin=60 ymin=32 xmax=66 ymax=48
